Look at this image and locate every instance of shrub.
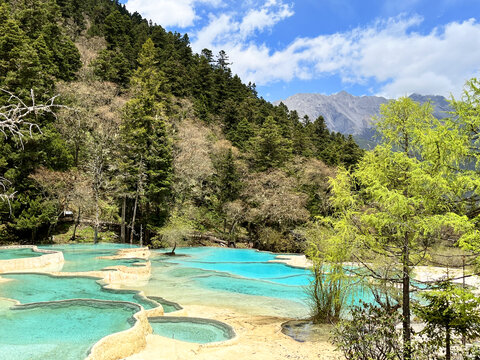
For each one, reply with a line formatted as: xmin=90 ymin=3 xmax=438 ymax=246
xmin=332 ymin=302 xmax=402 ymax=360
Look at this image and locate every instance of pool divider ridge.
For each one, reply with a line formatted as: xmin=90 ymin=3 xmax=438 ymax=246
xmin=0 ymin=245 xmax=65 ymax=273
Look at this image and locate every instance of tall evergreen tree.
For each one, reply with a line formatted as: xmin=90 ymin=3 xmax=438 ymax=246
xmin=254 ymin=116 xmax=292 ymax=170
xmin=121 ymin=38 xmax=173 ymax=237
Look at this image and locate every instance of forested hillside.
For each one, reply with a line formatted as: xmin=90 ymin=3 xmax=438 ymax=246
xmin=0 ymin=0 xmax=363 ymax=250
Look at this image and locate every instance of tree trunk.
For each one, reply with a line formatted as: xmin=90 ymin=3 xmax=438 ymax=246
xmin=94 ymin=226 xmax=98 ymax=244
xmin=121 ymin=196 xmax=126 ymax=243
xmin=130 ymin=191 xmax=139 ymax=245
xmin=402 ymin=233 xmax=411 ymax=360
xmin=71 ymin=206 xmax=81 ymax=241
xmin=139 ymin=224 xmax=143 ymax=247
xmin=94 ymin=193 xmax=99 ymax=244
xmin=446 ymin=325 xmax=451 ymax=360
xmin=74 ymin=144 xmax=79 ymax=168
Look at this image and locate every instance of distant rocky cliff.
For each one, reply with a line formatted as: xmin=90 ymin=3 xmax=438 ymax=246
xmin=273 ymin=91 xmax=451 ymax=135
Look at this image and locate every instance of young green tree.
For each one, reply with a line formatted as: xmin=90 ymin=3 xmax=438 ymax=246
xmin=415 ymin=282 xmax=480 ymax=360
xmin=316 ymin=97 xmax=476 ymax=359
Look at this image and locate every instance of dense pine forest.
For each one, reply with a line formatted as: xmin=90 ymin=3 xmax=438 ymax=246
xmin=0 ymin=0 xmax=363 ymax=249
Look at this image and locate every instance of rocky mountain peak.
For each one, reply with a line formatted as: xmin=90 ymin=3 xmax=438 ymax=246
xmin=273 ymin=92 xmax=449 ymax=135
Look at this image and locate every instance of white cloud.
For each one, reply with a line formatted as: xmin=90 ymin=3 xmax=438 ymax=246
xmin=124 ymin=0 xmax=480 ymax=98
xmin=194 ymin=13 xmax=238 ymax=51
xmin=192 ymin=0 xmax=294 ymax=49
xmin=239 ymin=1 xmax=293 ymax=38
xmin=193 ymin=12 xmax=480 ymax=97
xmin=124 ymin=0 xmax=222 ymax=28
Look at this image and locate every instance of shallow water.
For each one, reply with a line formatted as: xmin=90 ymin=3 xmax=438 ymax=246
xmin=149 ymin=316 xmax=235 ymax=343
xmin=0 ymin=244 xmax=341 ymax=358
xmin=118 ymin=247 xmax=314 ymax=318
xmin=38 ymin=243 xmax=141 ymax=272
xmin=0 ymin=300 xmax=138 ymax=360
xmin=0 ymin=273 xmax=157 ymax=309
xmin=146 ymin=296 xmax=182 ymax=313
xmin=0 ymin=248 xmax=44 ymax=260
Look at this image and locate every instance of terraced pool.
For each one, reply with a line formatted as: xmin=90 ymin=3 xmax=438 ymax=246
xmin=0 ymin=244 xmax=320 ymax=359
xmin=0 ymin=248 xmax=44 ymax=260
xmin=149 ymin=316 xmax=235 ymax=343
xmin=38 ymin=243 xmax=142 ymax=272
xmin=128 ymin=247 xmax=314 ymax=318
xmin=0 ymin=273 xmax=157 ymax=309
xmin=0 ymin=300 xmax=140 ymax=360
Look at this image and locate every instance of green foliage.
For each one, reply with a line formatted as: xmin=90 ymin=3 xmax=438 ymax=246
xmin=120 ymin=38 xmax=173 ymax=231
xmin=0 ymin=0 xmax=80 ymax=97
xmin=230 ymin=118 xmax=255 ymax=149
xmin=215 ymin=148 xmax=240 ymax=204
xmin=0 ymin=0 xmax=364 ymax=249
xmin=256 ymin=227 xmax=303 ymax=253
xmin=333 ymin=303 xmax=403 ymax=360
xmin=415 ymin=282 xmax=480 ymax=360
xmin=307 ymin=262 xmax=348 ymax=323
xmin=92 ymin=48 xmax=131 ymax=86
xmin=315 ymin=96 xmax=479 ymax=358
xmin=150 ymin=212 xmax=194 ymax=248
xmin=254 ymin=116 xmax=292 ymax=170
xmin=54 ymin=225 xmax=118 ymax=243
xmin=307 ymin=224 xmax=351 ymax=323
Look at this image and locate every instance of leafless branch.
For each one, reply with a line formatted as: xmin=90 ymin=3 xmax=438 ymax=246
xmin=0 ymin=89 xmax=63 ymax=147
xmin=0 ymin=89 xmax=64 ymax=207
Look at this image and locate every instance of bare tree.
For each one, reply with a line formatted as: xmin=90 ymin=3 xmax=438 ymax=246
xmin=0 ymin=89 xmax=62 ymax=204
xmin=0 ymin=89 xmax=60 ymax=144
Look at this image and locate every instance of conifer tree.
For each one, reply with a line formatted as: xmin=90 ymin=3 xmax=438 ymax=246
xmin=216 ymin=148 xmax=240 ymax=204
xmin=254 ymin=116 xmax=292 ymax=170
xmin=315 ymin=97 xmax=478 ymax=359
xmin=121 ymin=38 xmax=173 ymax=239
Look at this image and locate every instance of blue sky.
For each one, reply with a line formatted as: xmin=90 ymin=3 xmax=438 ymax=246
xmin=122 ymin=0 xmax=480 ymax=101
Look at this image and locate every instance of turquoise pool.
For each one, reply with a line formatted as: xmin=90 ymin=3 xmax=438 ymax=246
xmin=147 ymin=296 xmax=182 ymax=313
xmin=155 ymin=247 xmax=312 ymax=298
xmin=149 ymin=316 xmax=235 ymax=343
xmin=0 ymin=244 xmax=341 ymax=359
xmin=0 ymin=300 xmax=139 ymax=360
xmin=39 ymin=243 xmax=141 ymax=272
xmin=0 ymin=244 xmax=157 ymax=360
xmin=109 ymin=247 xmax=315 ymax=319
xmin=0 ymin=273 xmax=157 ymax=309
xmin=0 ymin=248 xmax=44 ymax=260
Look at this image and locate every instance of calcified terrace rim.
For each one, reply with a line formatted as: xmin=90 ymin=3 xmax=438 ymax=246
xmin=146 ymin=295 xmax=183 ymax=312
xmin=0 ymin=244 xmax=59 ymax=255
xmin=0 ymin=293 xmax=156 ymax=360
xmin=0 ymin=245 xmax=253 ymax=359
xmin=0 ymin=245 xmax=64 ymax=273
xmin=0 ymin=268 xmax=161 ymax=309
xmin=155 ymin=245 xmax=313 ymax=270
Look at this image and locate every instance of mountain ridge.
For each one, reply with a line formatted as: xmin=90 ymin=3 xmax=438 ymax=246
xmin=273 ymin=92 xmax=451 ymax=135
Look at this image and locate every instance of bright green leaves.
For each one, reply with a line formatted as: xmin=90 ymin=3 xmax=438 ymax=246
xmin=375 ymin=97 xmax=436 ymax=155
xmin=312 ymin=96 xmax=480 ymax=346
xmin=415 ymin=282 xmax=480 ymax=358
